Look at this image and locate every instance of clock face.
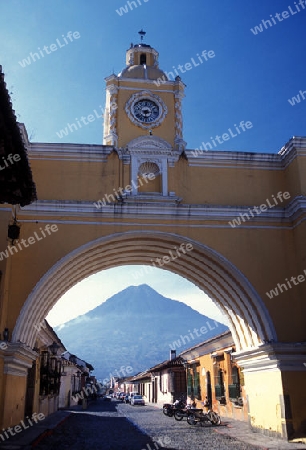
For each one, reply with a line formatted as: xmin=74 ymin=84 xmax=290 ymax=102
xmin=133 ymin=99 xmax=160 ymax=123
xmin=125 ymin=91 xmax=167 ymax=129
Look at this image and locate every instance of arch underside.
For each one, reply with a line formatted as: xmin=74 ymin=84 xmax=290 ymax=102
xmin=12 ymin=231 xmax=277 ymax=351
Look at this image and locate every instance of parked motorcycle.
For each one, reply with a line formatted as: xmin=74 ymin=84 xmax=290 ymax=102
xmin=186 ymin=408 xmax=221 ymax=426
xmin=162 ymin=399 xmax=186 ymax=417
xmin=174 ymin=405 xmax=193 ymax=421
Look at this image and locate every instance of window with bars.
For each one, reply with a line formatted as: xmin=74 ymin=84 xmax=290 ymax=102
xmin=159 ymin=373 xmax=168 ymax=394
xmin=187 ymin=365 xmax=201 ymax=400
xmin=206 ymin=371 xmax=212 ymax=406
xmin=71 ymin=374 xmax=80 ymax=395
xmin=187 ymin=369 xmax=193 ymax=397
xmin=39 ymin=351 xmax=61 ymax=396
xmin=228 ymin=365 xmax=241 ymax=401
xmin=174 ymin=370 xmax=187 ymax=394
xmin=214 ymin=369 xmax=225 ymax=401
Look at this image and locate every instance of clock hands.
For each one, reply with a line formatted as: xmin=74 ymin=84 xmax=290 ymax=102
xmin=141 ymin=107 xmax=151 ymax=117
xmin=132 ymin=99 xmax=160 ymax=123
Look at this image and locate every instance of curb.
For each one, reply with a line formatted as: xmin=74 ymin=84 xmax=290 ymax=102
xmin=31 ymin=413 xmax=71 ymax=448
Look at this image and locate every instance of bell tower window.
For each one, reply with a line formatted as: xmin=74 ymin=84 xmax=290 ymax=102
xmin=140 ymin=53 xmax=146 ymax=65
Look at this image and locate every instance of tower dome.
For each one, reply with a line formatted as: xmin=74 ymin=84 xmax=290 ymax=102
xmin=118 ymin=31 xmax=168 ymax=81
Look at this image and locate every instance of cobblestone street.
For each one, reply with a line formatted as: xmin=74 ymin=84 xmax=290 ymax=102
xmin=27 ymin=399 xmax=295 ymax=450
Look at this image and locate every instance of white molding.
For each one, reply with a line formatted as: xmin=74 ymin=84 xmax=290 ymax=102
xmin=128 ymin=149 xmax=180 ymax=157
xmin=233 ymin=342 xmax=306 ymax=372
xmin=162 ymin=159 xmax=168 ymax=196
xmin=116 ymin=84 xmax=176 ymax=93
xmin=127 ymin=135 xmax=172 ymax=150
xmin=104 ymin=74 xmax=118 ymax=83
xmin=18 ymin=123 xmax=30 ymax=148
xmin=106 ymin=84 xmax=119 ymax=95
xmin=20 ymin=134 xmax=306 ymax=171
xmin=186 ymin=143 xmax=306 ymax=170
xmin=17 ymin=219 xmax=306 ymax=232
xmin=19 ymin=196 xmax=306 ymax=225
xmin=28 ymin=143 xmax=114 ymax=162
xmin=179 ymin=332 xmax=233 ymax=359
xmin=0 ymin=343 xmax=37 ymax=377
xmin=278 ymin=135 xmax=306 ymax=154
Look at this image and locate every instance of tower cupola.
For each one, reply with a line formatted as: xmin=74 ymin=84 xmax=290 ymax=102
xmin=119 ymin=30 xmax=168 ymax=81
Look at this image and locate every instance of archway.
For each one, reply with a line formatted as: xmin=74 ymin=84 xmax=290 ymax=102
xmin=12 ymin=231 xmax=276 ymax=351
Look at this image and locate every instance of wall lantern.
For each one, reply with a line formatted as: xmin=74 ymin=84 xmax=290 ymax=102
xmin=8 ymin=221 xmax=20 ymax=244
xmin=69 ymin=354 xmax=77 ymax=364
xmin=3 ymin=328 xmax=9 ymax=342
xmin=49 ymin=341 xmax=60 ymax=356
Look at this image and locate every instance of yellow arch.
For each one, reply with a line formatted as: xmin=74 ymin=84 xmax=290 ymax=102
xmin=12 ymin=231 xmax=277 ymax=351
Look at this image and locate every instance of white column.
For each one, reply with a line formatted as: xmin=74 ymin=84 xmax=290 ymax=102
xmin=131 ymin=157 xmax=139 ymax=195
xmin=162 ymin=159 xmax=168 ymax=196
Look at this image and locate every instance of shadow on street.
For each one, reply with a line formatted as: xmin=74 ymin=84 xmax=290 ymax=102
xmin=33 ymin=399 xmax=169 ymax=450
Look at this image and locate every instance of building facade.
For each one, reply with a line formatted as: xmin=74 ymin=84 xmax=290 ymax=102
xmin=131 ymin=353 xmax=186 ymax=406
xmin=59 ymin=351 xmax=94 ymax=409
xmin=23 ymin=320 xmax=93 ymax=417
xmin=0 ymin=35 xmax=305 ymax=440
xmin=180 ymin=331 xmax=248 ymax=422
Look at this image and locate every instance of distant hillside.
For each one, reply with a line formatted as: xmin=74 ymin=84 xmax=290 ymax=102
xmin=55 ymin=284 xmax=228 ymax=380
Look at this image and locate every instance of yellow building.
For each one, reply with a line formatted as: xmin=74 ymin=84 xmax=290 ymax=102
xmin=180 ymin=331 xmax=248 ymax=422
xmin=30 ymin=321 xmax=66 ymax=418
xmin=18 ymin=319 xmax=92 ymax=420
xmin=0 ymin=33 xmax=305 ymax=441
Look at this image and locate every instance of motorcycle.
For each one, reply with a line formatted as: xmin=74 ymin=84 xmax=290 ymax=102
xmin=174 ymin=405 xmax=193 ymax=421
xmin=186 ymin=408 xmax=221 ymax=426
xmin=162 ymin=399 xmax=186 ymax=417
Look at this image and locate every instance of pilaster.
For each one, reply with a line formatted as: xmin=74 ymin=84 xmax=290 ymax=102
xmin=234 ymin=343 xmax=306 ymax=441
xmin=0 ymin=342 xmax=37 ymax=428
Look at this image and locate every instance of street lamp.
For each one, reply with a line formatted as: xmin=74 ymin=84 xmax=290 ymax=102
xmin=3 ymin=328 xmax=9 ymax=342
xmin=69 ymin=354 xmax=77 ymax=364
xmin=49 ymin=341 xmax=60 ymax=356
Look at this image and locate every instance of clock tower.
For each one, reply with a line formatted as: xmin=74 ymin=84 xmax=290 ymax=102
xmin=103 ymin=31 xmax=186 ymax=197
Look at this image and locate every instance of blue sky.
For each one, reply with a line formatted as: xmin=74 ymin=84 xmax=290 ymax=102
xmin=46 ymin=267 xmax=228 ymax=327
xmin=1 ymin=0 xmax=305 ymax=152
xmin=1 ymin=1 xmax=305 ymax=326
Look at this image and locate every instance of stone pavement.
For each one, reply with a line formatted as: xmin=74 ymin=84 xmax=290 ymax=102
xmin=0 ymin=410 xmax=71 ymax=450
xmin=213 ymin=416 xmax=306 ymax=450
xmin=0 ymin=400 xmax=305 ymax=449
xmin=122 ymin=402 xmax=306 ymax=450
